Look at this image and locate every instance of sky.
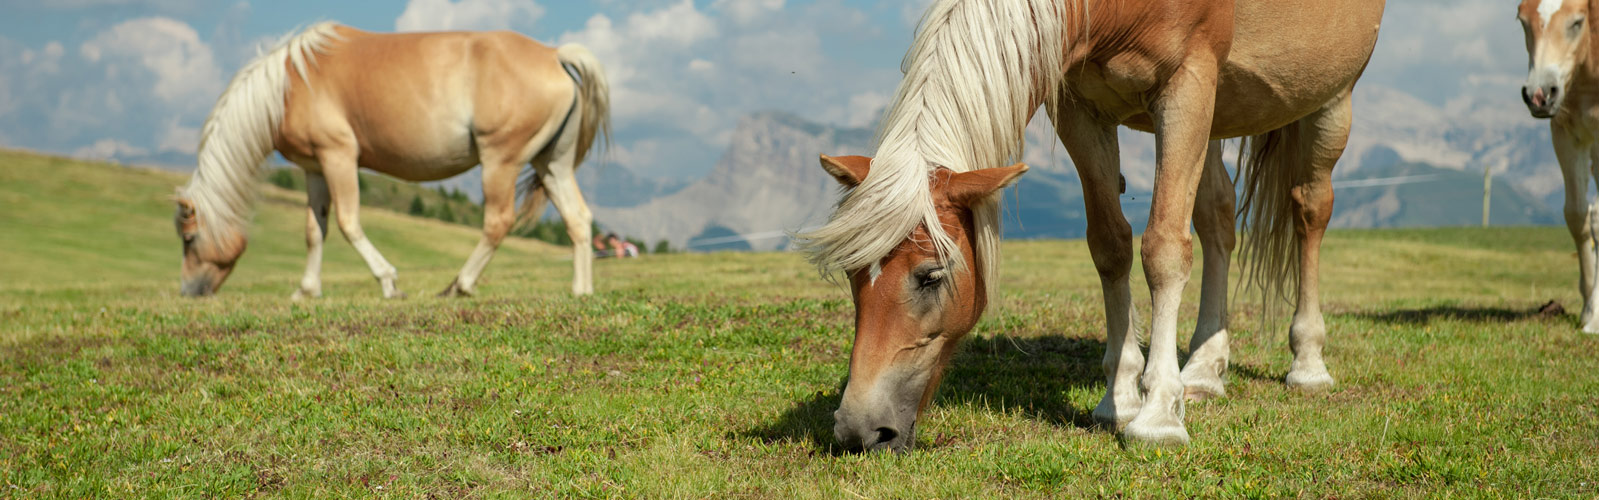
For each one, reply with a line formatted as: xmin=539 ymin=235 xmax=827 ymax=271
xmin=0 ymin=0 xmax=1539 ymax=181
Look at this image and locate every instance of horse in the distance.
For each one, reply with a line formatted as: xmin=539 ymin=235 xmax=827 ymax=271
xmin=800 ymin=0 xmax=1383 ymax=450
xmin=1518 ymin=0 xmax=1599 ymax=333
xmin=174 ymin=22 xmax=610 ymax=299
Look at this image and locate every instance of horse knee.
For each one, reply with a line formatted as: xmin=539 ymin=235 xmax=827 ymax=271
xmin=1087 ymin=220 xmax=1134 ymax=280
xmin=1140 ymin=229 xmax=1193 ymax=286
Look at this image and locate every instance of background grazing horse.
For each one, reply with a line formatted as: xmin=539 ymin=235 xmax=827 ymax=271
xmin=799 ymin=0 xmax=1383 ymax=450
xmin=1518 ymin=0 xmax=1599 ymax=333
xmin=174 ymin=22 xmax=610 ymax=298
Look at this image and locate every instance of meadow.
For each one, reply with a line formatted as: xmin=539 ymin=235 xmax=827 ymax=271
xmin=1 ymin=150 xmax=1595 ymax=497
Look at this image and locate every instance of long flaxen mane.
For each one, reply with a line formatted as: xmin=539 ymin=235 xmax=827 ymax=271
xmin=796 ymin=0 xmax=1073 ymax=294
xmin=178 ymin=22 xmax=341 ymax=244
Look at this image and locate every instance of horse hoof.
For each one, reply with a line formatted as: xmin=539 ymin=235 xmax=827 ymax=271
xmin=290 ymin=289 xmax=319 ymax=301
xmin=1285 ymin=369 xmax=1335 ymax=392
xmin=1122 ymin=419 xmax=1190 ymax=447
xmin=437 ymin=282 xmax=473 ymax=298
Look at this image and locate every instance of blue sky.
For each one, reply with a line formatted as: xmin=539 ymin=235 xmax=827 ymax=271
xmin=0 ymin=0 xmax=1537 ymax=180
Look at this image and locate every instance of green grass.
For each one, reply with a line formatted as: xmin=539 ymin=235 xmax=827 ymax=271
xmin=2 ymin=150 xmax=1597 ymax=497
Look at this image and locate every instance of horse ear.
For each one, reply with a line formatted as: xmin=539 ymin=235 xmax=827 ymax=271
xmin=176 ymin=198 xmax=195 ymax=221
xmin=947 ymin=163 xmax=1029 ymax=206
xmin=819 ymin=155 xmax=871 ymax=187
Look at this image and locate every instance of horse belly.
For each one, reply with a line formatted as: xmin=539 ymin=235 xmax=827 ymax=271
xmin=1208 ymin=0 xmax=1384 ymax=138
xmin=353 ymin=120 xmax=480 ymax=182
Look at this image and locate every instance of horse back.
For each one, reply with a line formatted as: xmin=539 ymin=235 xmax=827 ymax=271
xmin=277 ymin=26 xmax=574 ymax=178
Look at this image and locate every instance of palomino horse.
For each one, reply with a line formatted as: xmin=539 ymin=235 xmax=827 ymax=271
xmin=1518 ymin=0 xmax=1599 ymax=333
xmin=174 ymin=22 xmax=610 ymax=298
xmin=800 ymin=0 xmax=1383 ymax=450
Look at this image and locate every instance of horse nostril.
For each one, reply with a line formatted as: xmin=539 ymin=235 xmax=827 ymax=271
xmin=874 ymin=427 xmax=899 ymax=444
xmin=1550 ymin=86 xmax=1561 ymax=101
xmin=1523 ymin=87 xmax=1534 ymax=106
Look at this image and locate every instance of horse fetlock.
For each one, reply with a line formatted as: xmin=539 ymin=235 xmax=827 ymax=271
xmin=1092 ymin=388 xmax=1144 ymax=430
xmin=1180 ymin=364 xmax=1227 ymax=402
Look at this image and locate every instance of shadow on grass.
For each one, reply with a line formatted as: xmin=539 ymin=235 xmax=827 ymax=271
xmin=737 ymin=334 xmax=1108 ymax=454
xmin=1342 ymin=304 xmax=1562 ymax=326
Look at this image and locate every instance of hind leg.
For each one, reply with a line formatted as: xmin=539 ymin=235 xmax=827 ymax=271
xmin=1054 ymin=105 xmax=1143 ymax=429
xmin=440 ymin=156 xmax=520 ymax=297
xmin=537 ymin=119 xmax=594 ymax=296
xmin=1283 ymin=92 xmax=1354 ymax=391
xmin=1182 ymin=141 xmax=1235 ymax=400
xmin=292 ymin=173 xmax=332 ymax=300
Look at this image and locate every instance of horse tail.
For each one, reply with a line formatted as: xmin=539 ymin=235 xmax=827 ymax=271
xmin=1235 ymin=121 xmax=1308 ymax=321
xmin=514 ymin=44 xmax=608 ymax=231
xmin=555 ymin=43 xmax=611 ymax=168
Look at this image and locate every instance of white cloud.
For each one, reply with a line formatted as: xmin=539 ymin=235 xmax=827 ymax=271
xmin=900 ymin=0 xmax=936 ymax=27
xmin=837 ymin=91 xmax=888 ymax=129
xmin=0 ymin=17 xmax=218 ymax=164
xmin=395 ymin=0 xmax=545 ymax=32
xmin=712 ymin=0 xmax=784 ymax=25
xmin=8 ymin=0 xmax=201 ymax=10
xmin=158 ymin=118 xmax=199 ymax=153
xmin=1363 ymin=0 xmax=1525 ymax=105
xmin=72 ymin=139 xmax=148 ymax=160
xmin=79 ymin=17 xmax=222 ymax=107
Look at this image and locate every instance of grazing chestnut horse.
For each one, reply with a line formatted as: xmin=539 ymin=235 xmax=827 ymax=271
xmin=174 ymin=22 xmax=610 ymax=298
xmin=1518 ymin=0 xmax=1599 ymax=333
xmin=800 ymin=0 xmax=1383 ymax=450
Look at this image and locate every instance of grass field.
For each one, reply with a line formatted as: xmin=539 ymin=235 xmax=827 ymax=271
xmin=2 ymin=150 xmax=1597 ymax=497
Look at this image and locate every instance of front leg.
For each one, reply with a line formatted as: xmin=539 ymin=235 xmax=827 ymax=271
xmin=319 ymin=146 xmax=404 ymax=299
xmin=1052 ymin=104 xmax=1143 ymax=429
xmin=1552 ymin=121 xmax=1596 ymax=330
xmin=1124 ymin=57 xmax=1222 ymax=447
xmin=292 ymin=173 xmax=331 ymax=300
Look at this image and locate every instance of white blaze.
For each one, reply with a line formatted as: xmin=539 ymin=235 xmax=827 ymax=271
xmin=1540 ymin=0 xmax=1563 ymax=26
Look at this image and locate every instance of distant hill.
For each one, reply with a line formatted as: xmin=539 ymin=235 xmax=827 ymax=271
xmin=0 ymin=149 xmax=561 ymax=290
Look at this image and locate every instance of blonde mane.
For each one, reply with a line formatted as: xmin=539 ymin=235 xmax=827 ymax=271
xmin=179 ymin=22 xmax=341 ymax=244
xmin=796 ymin=0 xmax=1073 ymax=293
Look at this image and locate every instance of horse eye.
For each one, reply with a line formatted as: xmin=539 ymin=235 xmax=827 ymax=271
xmin=917 ymin=269 xmax=946 ymax=289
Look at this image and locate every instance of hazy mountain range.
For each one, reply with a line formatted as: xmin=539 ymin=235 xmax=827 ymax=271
xmin=579 ymin=83 xmax=1563 ymax=250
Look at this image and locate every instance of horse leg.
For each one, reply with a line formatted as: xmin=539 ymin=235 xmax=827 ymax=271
xmin=320 ymin=147 xmax=405 ymax=299
xmin=441 ymin=158 xmax=518 ymax=297
xmin=538 ymin=122 xmax=595 ymax=296
xmin=1283 ymin=92 xmax=1354 ymax=390
xmin=1553 ymin=121 xmax=1597 ymax=331
xmin=1125 ymin=57 xmax=1221 ymax=446
xmin=291 ymin=172 xmax=331 ymax=300
xmin=1181 ymin=141 xmax=1235 ymax=400
xmin=1053 ymin=105 xmax=1142 ymax=429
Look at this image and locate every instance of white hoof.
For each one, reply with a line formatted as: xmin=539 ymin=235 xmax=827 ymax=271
xmin=1583 ymin=321 xmax=1599 ymax=334
xmin=1123 ymin=415 xmax=1190 ymax=446
xmin=1286 ymin=366 xmax=1335 ymax=391
xmin=290 ymin=289 xmax=319 ymax=301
